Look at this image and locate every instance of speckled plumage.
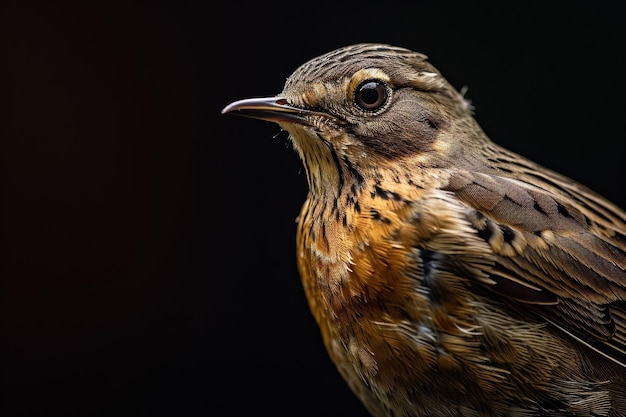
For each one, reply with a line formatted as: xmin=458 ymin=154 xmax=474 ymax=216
xmin=222 ymin=44 xmax=626 ymax=416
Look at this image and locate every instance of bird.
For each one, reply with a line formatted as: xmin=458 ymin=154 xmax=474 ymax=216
xmin=221 ymin=43 xmax=626 ymax=416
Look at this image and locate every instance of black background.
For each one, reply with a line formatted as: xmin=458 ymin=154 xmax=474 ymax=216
xmin=1 ymin=1 xmax=624 ymax=416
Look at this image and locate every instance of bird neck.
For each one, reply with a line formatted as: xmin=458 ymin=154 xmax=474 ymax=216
xmin=290 ymin=130 xmax=350 ymax=200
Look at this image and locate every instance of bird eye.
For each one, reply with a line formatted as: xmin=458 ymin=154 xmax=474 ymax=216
xmin=355 ymin=80 xmax=388 ymax=111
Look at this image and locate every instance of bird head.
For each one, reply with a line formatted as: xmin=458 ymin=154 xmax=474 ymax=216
xmin=222 ymin=43 xmax=485 ymax=192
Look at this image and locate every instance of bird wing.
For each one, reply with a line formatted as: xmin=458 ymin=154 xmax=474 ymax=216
xmin=443 ymin=169 xmax=626 ymax=367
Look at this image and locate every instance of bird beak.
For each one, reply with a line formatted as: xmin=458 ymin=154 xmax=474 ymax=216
xmin=221 ymin=97 xmax=313 ymax=126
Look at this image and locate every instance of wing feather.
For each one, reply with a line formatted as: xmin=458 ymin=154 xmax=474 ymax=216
xmin=443 ymin=169 xmax=626 ymax=367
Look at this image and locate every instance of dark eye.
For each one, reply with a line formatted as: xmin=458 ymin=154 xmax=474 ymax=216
xmin=355 ymin=80 xmax=388 ymax=111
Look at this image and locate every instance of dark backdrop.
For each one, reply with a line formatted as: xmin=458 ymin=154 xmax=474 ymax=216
xmin=1 ymin=1 xmax=624 ymax=416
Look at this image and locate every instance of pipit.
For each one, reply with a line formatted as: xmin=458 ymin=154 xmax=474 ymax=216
xmin=222 ymin=43 xmax=626 ymax=416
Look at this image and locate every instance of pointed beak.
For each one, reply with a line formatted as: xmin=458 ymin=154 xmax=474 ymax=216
xmin=221 ymin=97 xmax=313 ymax=126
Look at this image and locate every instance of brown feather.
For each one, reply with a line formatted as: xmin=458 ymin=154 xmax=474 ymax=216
xmin=223 ymin=43 xmax=626 ymax=416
